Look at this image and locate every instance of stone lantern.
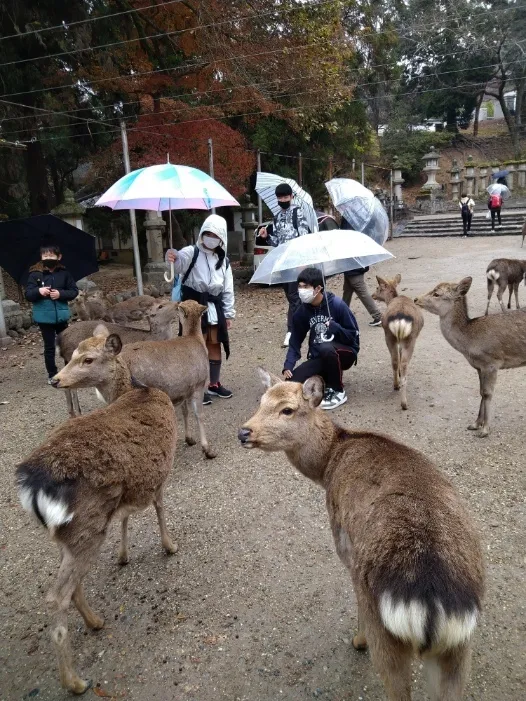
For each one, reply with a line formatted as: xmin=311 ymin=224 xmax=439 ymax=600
xmin=450 ymin=159 xmax=461 ymax=201
xmin=464 ymin=155 xmax=475 ymax=196
xmin=392 ymin=156 xmax=404 ymax=208
xmin=239 ymin=196 xmax=258 ymax=266
xmin=421 ymin=146 xmax=441 ymax=190
xmin=51 ymin=189 xmax=86 ymax=230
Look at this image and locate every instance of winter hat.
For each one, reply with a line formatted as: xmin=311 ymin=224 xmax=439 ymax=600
xmin=199 ymin=214 xmax=227 ymax=248
xmin=275 ymin=183 xmax=293 ymax=197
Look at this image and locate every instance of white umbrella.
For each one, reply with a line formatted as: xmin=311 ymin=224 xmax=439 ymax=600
xmin=486 ymin=183 xmax=511 ymax=200
xmin=96 ymin=161 xmax=239 ymax=282
xmin=250 ymin=229 xmax=393 ymax=285
xmin=325 ymin=178 xmax=389 ymax=245
xmin=255 ymin=172 xmax=318 ymax=233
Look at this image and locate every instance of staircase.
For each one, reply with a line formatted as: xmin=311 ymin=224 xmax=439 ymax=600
xmin=396 ymin=210 xmax=526 ymax=238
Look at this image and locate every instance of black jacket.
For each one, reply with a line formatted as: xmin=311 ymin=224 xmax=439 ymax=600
xmin=25 ymin=262 xmax=78 ymax=303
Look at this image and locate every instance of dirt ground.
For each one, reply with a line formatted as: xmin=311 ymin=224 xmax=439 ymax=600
xmin=1 ymin=235 xmax=525 ymax=701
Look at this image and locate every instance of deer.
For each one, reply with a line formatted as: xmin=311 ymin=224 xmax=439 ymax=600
xmin=57 ymin=299 xmax=180 ymax=418
xmin=485 ymin=258 xmax=526 ymax=314
xmin=16 ymin=356 xmax=178 ymax=695
xmin=72 ymin=289 xmax=114 ymax=322
xmin=416 ymin=276 xmax=526 ymax=437
xmin=372 ymin=274 xmax=424 ymax=410
xmin=110 ymin=294 xmax=157 ymax=325
xmin=238 ymin=371 xmax=484 ymax=701
xmin=55 ymin=300 xmax=216 ymax=459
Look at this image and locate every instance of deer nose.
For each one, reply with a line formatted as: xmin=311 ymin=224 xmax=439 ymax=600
xmin=49 ymin=377 xmax=60 ymax=388
xmin=238 ymin=428 xmax=252 ymax=444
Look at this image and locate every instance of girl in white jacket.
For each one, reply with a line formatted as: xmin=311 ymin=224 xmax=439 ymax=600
xmin=166 ymin=214 xmax=235 ymax=404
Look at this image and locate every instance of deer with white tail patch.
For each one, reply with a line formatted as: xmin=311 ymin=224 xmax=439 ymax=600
xmin=239 ymin=371 xmax=484 ymax=701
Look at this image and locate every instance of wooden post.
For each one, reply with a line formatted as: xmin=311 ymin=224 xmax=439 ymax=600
xmin=257 ymin=149 xmax=263 ymax=225
xmin=298 ymin=152 xmax=303 ymax=186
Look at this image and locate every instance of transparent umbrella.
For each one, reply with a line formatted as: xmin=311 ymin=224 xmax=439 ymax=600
xmin=325 ymin=178 xmax=389 ymax=245
xmin=487 ymin=183 xmax=511 ymax=200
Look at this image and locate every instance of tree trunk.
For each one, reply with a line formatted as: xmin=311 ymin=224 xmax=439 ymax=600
xmin=499 ymin=93 xmax=521 ymax=157
xmin=445 ymin=104 xmax=458 ymax=132
xmin=473 ymin=91 xmax=485 ymax=136
xmin=26 ymin=140 xmax=53 ymax=215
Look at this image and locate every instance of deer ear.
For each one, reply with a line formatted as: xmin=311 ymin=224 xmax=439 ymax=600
xmin=302 ymin=376 xmax=325 ymax=408
xmin=456 ymin=277 xmax=472 ymax=296
xmin=105 ymin=334 xmax=122 ymax=356
xmin=258 ymin=367 xmax=282 ymax=389
xmin=199 ymin=304 xmax=208 ymax=316
xmin=376 ymin=275 xmax=385 ymax=285
xmin=93 ymin=323 xmax=110 ymax=338
xmin=394 ymin=273 xmax=402 ymax=285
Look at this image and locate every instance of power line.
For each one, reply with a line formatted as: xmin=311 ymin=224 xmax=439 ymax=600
xmin=0 ymin=0 xmax=338 ymax=69
xmin=0 ymin=0 xmax=186 ymax=42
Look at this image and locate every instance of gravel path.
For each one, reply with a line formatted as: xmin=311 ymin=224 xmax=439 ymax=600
xmin=1 ymin=235 xmax=525 ymax=700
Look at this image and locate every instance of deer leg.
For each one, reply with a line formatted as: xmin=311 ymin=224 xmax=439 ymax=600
xmin=478 ymin=368 xmax=498 ymax=437
xmin=485 ymin=280 xmax=494 ymax=315
xmin=496 ymin=284 xmax=507 ymax=312
xmin=72 ymin=389 xmax=81 ymax=416
xmin=399 ymin=343 xmax=414 ymax=411
xmin=366 ymin=619 xmax=413 ymax=701
xmin=385 ymin=334 xmax=400 ymax=390
xmin=514 ymin=282 xmax=520 ymax=309
xmin=65 ymin=389 xmax=76 ymax=418
xmin=191 ymin=389 xmax=217 ymax=459
xmin=468 ymin=369 xmax=484 ymax=430
xmin=180 ymin=399 xmax=196 ymax=446
xmin=507 ymin=283 xmax=513 ymax=309
xmin=352 ymin=605 xmax=368 ymax=651
xmin=72 ymin=583 xmax=104 ymax=630
xmin=118 ymin=516 xmax=130 ymax=565
xmin=423 ymin=644 xmax=472 ymax=701
xmin=153 ymin=485 xmax=178 ymax=554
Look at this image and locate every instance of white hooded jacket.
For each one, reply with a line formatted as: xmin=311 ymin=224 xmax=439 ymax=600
xmin=166 ymin=214 xmax=235 ymax=324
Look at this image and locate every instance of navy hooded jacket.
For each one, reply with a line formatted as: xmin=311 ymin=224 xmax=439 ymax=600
xmin=284 ymin=292 xmax=360 ymax=372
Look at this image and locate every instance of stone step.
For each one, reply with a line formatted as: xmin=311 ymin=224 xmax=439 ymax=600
xmin=397 ymin=212 xmax=526 ymax=237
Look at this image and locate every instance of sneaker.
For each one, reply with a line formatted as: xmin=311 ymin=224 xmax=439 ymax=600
xmin=320 ymin=388 xmax=348 ymax=411
xmin=203 ymin=392 xmax=212 ymax=405
xmin=208 ymin=383 xmax=233 ymax=399
xmin=282 ymin=331 xmax=291 ymax=347
xmin=368 ymin=318 xmax=382 ymax=327
xmin=47 ymin=377 xmax=56 ymax=385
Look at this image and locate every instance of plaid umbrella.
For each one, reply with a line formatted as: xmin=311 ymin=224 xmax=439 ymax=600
xmin=255 ymin=172 xmax=318 ymax=233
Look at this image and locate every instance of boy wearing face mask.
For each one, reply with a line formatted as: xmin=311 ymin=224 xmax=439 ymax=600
xmin=258 ymin=183 xmax=311 ymax=348
xmin=282 ymin=267 xmax=359 ymax=410
xmin=166 ymin=214 xmax=235 ymax=404
xmin=25 ymin=244 xmax=79 ymax=384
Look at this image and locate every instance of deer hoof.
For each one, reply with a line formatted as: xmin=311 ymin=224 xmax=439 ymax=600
xmin=467 ymin=423 xmax=480 ymax=431
xmin=164 ymin=540 xmax=178 ymax=555
xmin=352 ymin=633 xmax=368 ymax=651
xmin=185 ymin=436 xmax=197 ymax=447
xmin=87 ymin=615 xmax=105 ymax=631
xmin=204 ymin=448 xmax=217 ymax=459
xmin=66 ymin=676 xmax=91 ymax=695
xmin=118 ymin=554 xmax=129 ymax=566
xmin=477 ymin=429 xmax=490 ymax=438
xmin=401 ymin=402 xmax=408 ymax=410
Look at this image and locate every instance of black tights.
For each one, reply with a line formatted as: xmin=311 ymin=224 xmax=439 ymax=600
xmin=38 ymin=322 xmax=68 ymax=377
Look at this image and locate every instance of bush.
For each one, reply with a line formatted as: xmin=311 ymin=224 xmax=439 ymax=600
xmin=381 ymin=129 xmax=453 ymax=183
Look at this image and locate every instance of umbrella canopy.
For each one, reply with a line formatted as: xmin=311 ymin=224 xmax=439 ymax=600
xmin=250 ymin=229 xmax=393 ymax=285
xmin=487 ymin=183 xmax=511 ymax=200
xmin=325 ymin=178 xmax=389 ymax=245
xmin=491 ymin=169 xmax=510 ymax=179
xmin=255 ymin=172 xmax=318 ymax=234
xmin=0 ymin=214 xmax=98 ymax=285
xmin=95 ymin=163 xmax=240 ymax=211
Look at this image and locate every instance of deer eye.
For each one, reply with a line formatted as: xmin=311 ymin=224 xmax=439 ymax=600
xmin=281 ymin=407 xmax=294 ymax=416
xmin=433 ymin=292 xmax=440 ymax=297
xmin=83 ymin=357 xmax=94 ymax=365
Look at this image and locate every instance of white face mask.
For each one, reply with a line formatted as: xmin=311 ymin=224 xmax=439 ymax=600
xmin=202 ymin=234 xmax=221 ymax=250
xmin=299 ymin=287 xmax=318 ymax=304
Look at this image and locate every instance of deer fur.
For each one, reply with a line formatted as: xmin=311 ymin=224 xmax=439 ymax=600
xmin=57 ymin=300 xmax=180 ymax=418
xmin=372 ymin=274 xmax=424 ymax=410
xmin=16 ymin=363 xmax=178 ymax=694
xmin=416 ymin=276 xmax=526 ymax=436
xmin=239 ymin=371 xmax=484 ymax=701
xmin=485 ymin=258 xmax=526 ymax=314
xmin=55 ymin=300 xmax=216 ymax=459
xmin=110 ymin=294 xmax=156 ymax=325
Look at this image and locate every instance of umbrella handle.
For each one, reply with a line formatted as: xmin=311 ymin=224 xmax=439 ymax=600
xmin=164 ymin=261 xmax=175 ymax=283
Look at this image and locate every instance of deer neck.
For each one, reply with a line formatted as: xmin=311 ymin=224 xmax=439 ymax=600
xmin=99 ymin=357 xmax=133 ymax=403
xmin=439 ymin=296 xmax=471 ymax=352
xmin=182 ymin=321 xmax=207 ymax=348
xmin=383 ymin=288 xmax=398 ymax=305
xmin=285 ymin=413 xmax=337 ymax=486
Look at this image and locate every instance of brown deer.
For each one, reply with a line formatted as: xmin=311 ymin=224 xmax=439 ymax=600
xmin=485 ymin=258 xmax=526 ymax=314
xmin=110 ymin=294 xmax=156 ymax=324
xmin=416 ymin=276 xmax=526 ymax=436
xmin=239 ymin=371 xmax=484 ymax=701
xmin=16 ymin=362 xmax=178 ymax=694
xmin=372 ymin=274 xmax=424 ymax=410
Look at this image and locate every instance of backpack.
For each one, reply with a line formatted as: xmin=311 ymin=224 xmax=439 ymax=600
xmin=171 ymin=245 xmax=229 ymax=302
xmin=461 ymin=200 xmax=470 ymax=215
xmin=490 ymin=194 xmax=501 ymax=209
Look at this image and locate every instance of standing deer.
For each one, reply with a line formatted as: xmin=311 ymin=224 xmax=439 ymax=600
xmin=416 ymin=276 xmax=526 ymax=436
xmin=239 ymin=371 xmax=484 ymax=701
xmin=372 ymin=274 xmax=424 ymax=410
xmin=16 ymin=369 xmax=178 ymax=694
xmin=485 ymin=258 xmax=526 ymax=314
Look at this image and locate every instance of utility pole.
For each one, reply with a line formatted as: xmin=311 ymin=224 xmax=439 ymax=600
xmin=389 ymin=168 xmax=395 ymax=241
xmin=208 ymin=138 xmax=216 ymax=214
xmin=120 ymin=120 xmax=144 ymax=295
xmin=361 ymin=162 xmax=365 ymax=186
xmin=257 ymin=149 xmax=263 ymax=225
xmin=298 ymin=152 xmax=303 ymax=186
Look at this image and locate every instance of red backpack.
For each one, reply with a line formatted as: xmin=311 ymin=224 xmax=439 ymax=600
xmin=490 ymin=194 xmax=501 ymax=208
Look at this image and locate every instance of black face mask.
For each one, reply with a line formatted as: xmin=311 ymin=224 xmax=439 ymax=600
xmin=42 ymin=259 xmax=58 ymax=269
xmin=278 ymin=200 xmax=291 ymax=210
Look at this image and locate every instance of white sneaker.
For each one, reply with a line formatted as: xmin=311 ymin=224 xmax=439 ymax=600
xmin=282 ymin=331 xmax=291 ymax=347
xmin=321 ymin=388 xmax=348 ymax=410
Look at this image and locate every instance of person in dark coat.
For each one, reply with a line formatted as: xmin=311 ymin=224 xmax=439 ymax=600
xmin=25 ymin=243 xmax=78 ymax=382
xmin=283 ymin=267 xmax=359 ymax=410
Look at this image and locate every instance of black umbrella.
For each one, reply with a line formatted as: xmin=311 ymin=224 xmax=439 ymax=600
xmin=0 ymin=214 xmax=98 ymax=285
